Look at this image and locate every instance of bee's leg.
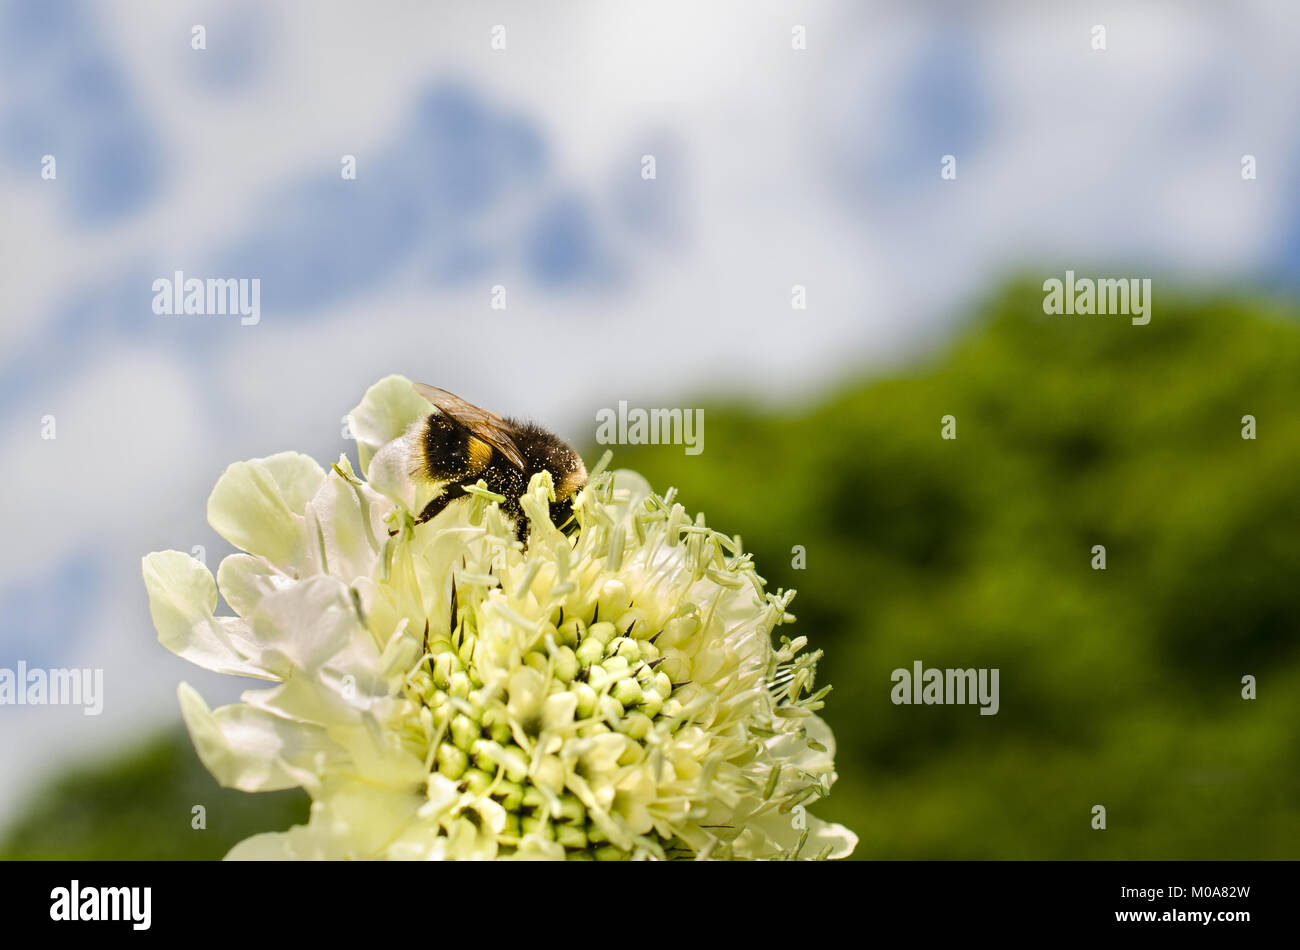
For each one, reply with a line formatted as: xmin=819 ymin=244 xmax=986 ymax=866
xmin=551 ymin=497 xmax=579 ymax=537
xmin=512 ymin=499 xmax=576 ymax=545
xmin=414 ymin=485 xmax=467 ymax=526
xmin=497 ymin=496 xmax=528 ymax=545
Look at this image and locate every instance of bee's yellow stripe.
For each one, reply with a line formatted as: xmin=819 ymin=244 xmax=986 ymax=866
xmin=466 ymin=436 xmax=493 ymax=474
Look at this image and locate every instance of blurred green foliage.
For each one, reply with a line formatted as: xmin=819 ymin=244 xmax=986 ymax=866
xmin=4 ymin=280 xmax=1297 ymax=858
xmin=0 ymin=729 xmax=308 ymax=859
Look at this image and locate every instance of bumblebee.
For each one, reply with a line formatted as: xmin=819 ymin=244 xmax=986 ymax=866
xmin=407 ymin=383 xmax=587 ymax=540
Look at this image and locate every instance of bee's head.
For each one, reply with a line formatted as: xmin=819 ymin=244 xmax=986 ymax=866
xmin=555 ymin=446 xmax=588 ymax=501
xmin=549 ymin=447 xmax=587 ymax=536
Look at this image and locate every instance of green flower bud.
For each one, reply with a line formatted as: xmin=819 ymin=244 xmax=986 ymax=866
xmin=598 ymin=693 xmax=624 ymax=721
xmin=457 ymin=636 xmax=475 ymax=667
xmin=437 ymin=744 xmax=468 ymax=780
xmin=503 ymin=812 xmax=522 ymax=839
xmin=500 ymin=745 xmax=530 ymax=782
xmin=449 ymin=671 xmax=471 ymax=699
xmin=612 ymin=677 xmax=643 ymax=708
xmin=615 ymin=608 xmax=647 ymax=637
xmin=619 ymin=711 xmax=652 ymax=740
xmin=639 ymin=688 xmax=663 ymax=719
xmin=462 ymin=767 xmax=493 ymax=794
xmin=597 ymin=579 xmax=631 ymax=620
xmin=556 ymin=824 xmax=587 ymax=850
xmin=587 ymin=621 xmax=618 ymax=646
xmin=657 ymin=616 xmax=698 ymax=649
xmin=575 ymin=637 xmax=604 ymax=668
xmin=521 ymin=816 xmax=555 ymax=840
xmin=557 ymin=617 xmax=584 ymax=647
xmin=609 ymin=637 xmax=641 ymax=662
xmin=573 ymin=681 xmax=598 ymax=718
xmin=496 ymin=780 xmax=525 ymax=812
xmin=552 ymin=645 xmax=579 ymax=682
xmin=480 ymin=708 xmax=512 ymax=744
xmin=451 ymin=713 xmax=478 ymax=751
xmin=432 ymin=652 xmax=457 ymax=689
xmin=555 ymin=795 xmax=586 ymax=824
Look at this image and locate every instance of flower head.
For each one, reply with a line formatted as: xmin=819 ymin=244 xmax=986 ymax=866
xmin=143 ymin=376 xmax=857 ymax=860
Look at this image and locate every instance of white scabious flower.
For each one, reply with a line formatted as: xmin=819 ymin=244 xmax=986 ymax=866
xmin=143 ymin=376 xmax=857 ymax=860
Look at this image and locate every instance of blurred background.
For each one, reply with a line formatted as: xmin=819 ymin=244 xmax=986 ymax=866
xmin=1 ymin=0 xmax=1297 ymax=859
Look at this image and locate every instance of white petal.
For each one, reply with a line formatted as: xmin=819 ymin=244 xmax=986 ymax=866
xmin=609 ymin=469 xmax=653 ymax=513
xmin=260 ymin=451 xmax=325 ymax=511
xmin=347 ymin=375 xmax=431 ymax=477
xmin=313 ymin=777 xmax=425 ymax=857
xmin=542 ymin=691 xmax=578 ymax=732
xmin=305 ymin=462 xmax=392 ymax=585
xmin=240 ymin=649 xmax=403 ymax=728
xmin=247 ymin=575 xmax=367 ymax=677
xmin=142 ymin=551 xmax=276 ymax=680
xmin=805 ymin=815 xmax=859 ymax=859
xmin=224 ymin=831 xmax=297 ymax=860
xmin=224 ymin=824 xmax=328 ymax=861
xmin=765 ymin=712 xmax=837 ymax=778
xmin=216 ymin=553 xmax=291 ymax=617
xmin=241 ymin=677 xmax=365 ymax=728
xmin=365 ymin=428 xmax=440 ymax=512
xmin=178 ymin=682 xmax=334 ymax=792
xmin=207 ymin=452 xmax=325 ymax=569
xmin=738 ymin=807 xmax=859 ymax=860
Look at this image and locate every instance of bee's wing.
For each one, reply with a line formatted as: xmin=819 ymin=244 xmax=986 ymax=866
xmin=412 ymin=382 xmax=528 ymax=470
